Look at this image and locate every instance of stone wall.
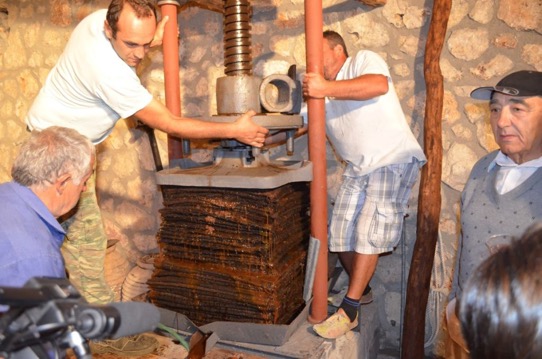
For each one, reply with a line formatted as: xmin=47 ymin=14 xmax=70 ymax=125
xmin=0 ymin=0 xmax=540 ymax=356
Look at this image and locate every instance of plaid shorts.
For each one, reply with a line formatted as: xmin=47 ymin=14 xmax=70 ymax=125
xmin=329 ymin=161 xmax=420 ymax=254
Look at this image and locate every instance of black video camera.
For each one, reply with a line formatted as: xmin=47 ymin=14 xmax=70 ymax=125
xmin=0 ymin=277 xmax=160 ymax=359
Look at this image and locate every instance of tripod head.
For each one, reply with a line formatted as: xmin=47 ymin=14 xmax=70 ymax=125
xmin=0 ymin=277 xmax=160 ymax=359
xmin=0 ymin=277 xmax=91 ymax=359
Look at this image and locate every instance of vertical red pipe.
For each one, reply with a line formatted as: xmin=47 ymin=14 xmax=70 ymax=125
xmin=160 ymin=3 xmax=184 ymax=160
xmin=305 ymin=0 xmax=328 ymax=324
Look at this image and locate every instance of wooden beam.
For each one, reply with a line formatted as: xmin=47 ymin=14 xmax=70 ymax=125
xmin=179 ymin=0 xmax=224 ymax=13
xmin=357 ymin=0 xmax=387 ymax=6
xmin=401 ymin=0 xmax=451 ymax=357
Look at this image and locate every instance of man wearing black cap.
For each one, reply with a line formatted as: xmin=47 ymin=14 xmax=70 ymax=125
xmin=445 ymin=70 xmax=542 ymax=358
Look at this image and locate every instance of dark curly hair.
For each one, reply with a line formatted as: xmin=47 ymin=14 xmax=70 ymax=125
xmin=459 ymin=223 xmax=542 ymax=359
xmin=106 ymin=0 xmax=157 ymax=38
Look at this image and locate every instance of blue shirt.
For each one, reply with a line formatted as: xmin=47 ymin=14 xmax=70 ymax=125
xmin=0 ymin=182 xmax=66 ymax=288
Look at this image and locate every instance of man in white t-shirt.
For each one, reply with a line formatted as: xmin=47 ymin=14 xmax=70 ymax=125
xmin=303 ymin=31 xmax=426 ymax=339
xmin=25 ymin=0 xmax=269 ymax=304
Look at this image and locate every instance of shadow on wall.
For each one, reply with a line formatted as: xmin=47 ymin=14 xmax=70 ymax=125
xmin=0 ymin=7 xmax=9 ymax=51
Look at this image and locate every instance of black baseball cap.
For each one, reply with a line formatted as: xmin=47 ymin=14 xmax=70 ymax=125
xmin=470 ymin=70 xmax=542 ymax=100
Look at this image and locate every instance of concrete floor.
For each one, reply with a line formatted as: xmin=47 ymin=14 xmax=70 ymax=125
xmin=88 ymin=322 xmax=366 ymax=359
xmin=85 ymin=299 xmax=380 ymax=359
xmin=206 ymin=318 xmax=365 ymax=359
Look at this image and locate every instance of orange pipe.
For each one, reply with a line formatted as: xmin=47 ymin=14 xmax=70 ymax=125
xmin=160 ymin=3 xmax=184 ymax=160
xmin=305 ymin=0 xmax=328 ymax=324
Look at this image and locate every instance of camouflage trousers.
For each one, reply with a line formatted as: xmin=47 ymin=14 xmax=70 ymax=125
xmin=61 ymin=172 xmax=115 ymax=304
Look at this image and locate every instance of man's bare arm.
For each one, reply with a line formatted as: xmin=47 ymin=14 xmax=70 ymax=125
xmin=303 ymin=73 xmax=388 ymax=100
xmin=134 ymin=99 xmax=269 ymax=147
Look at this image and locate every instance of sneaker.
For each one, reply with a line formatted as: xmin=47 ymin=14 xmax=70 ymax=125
xmin=313 ymin=309 xmax=359 ymax=339
xmin=360 ymin=287 xmax=374 ymax=305
xmin=90 ymin=334 xmax=159 ymax=356
xmin=327 ymin=285 xmax=373 ymax=307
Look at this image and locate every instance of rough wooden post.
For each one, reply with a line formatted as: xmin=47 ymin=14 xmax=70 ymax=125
xmin=401 ymin=0 xmax=451 ymax=357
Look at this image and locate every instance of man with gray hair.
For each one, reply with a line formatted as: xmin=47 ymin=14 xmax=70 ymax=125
xmin=445 ymin=70 xmax=542 ymax=358
xmin=0 ymin=126 xmax=95 ymax=288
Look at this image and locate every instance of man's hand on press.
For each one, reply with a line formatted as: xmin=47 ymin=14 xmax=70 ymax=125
xmin=232 ymin=110 xmax=269 ymax=148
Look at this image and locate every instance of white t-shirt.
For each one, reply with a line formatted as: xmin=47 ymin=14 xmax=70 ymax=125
xmin=26 ymin=10 xmax=153 ymax=144
xmin=325 ymin=50 xmax=426 ymax=176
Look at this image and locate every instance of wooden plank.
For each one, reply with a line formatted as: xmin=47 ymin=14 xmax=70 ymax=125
xmin=179 ymin=0 xmax=224 ymax=14
xmin=401 ymin=0 xmax=451 ymax=357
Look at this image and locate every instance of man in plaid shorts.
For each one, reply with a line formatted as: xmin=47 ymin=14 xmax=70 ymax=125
xmin=303 ymin=31 xmax=426 ymax=338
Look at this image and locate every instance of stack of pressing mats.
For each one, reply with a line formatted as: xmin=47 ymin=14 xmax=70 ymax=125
xmin=148 ymin=182 xmax=310 ymax=326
